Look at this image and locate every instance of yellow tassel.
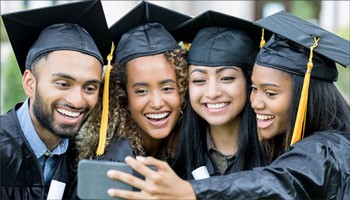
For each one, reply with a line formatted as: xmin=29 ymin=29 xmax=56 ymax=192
xmin=96 ymin=42 xmax=115 ymax=156
xmin=260 ymin=28 xmax=266 ymax=48
xmin=183 ymin=42 xmax=191 ymax=51
xmin=290 ymin=37 xmax=320 ymax=145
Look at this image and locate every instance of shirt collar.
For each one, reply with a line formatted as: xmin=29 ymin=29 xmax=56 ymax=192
xmin=16 ymin=98 xmax=69 ymax=158
xmin=206 ymin=128 xmax=236 ymax=159
xmin=206 ymin=129 xmax=216 ymax=151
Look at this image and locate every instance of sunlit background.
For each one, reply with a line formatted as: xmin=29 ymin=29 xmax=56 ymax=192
xmin=1 ymin=0 xmax=349 ymax=114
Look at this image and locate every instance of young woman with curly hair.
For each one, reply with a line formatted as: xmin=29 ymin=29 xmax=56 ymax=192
xmin=76 ymin=48 xmax=187 ymax=162
xmin=75 ymin=1 xmax=190 ymax=165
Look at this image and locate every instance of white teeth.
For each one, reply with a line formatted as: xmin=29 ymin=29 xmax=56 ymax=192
xmin=256 ymin=114 xmax=274 ymax=120
xmin=146 ymin=112 xmax=169 ymax=119
xmin=57 ymin=108 xmax=80 ymax=118
xmin=207 ymin=103 xmax=227 ymax=109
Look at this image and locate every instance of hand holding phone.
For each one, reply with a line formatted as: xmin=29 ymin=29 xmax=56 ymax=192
xmin=77 ymin=159 xmax=133 ymax=200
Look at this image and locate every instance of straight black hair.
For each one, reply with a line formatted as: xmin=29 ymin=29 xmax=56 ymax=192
xmin=172 ymin=69 xmax=267 ymax=179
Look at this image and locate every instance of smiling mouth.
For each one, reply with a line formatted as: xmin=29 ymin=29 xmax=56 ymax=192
xmin=145 ymin=112 xmax=170 ymax=120
xmin=256 ymin=114 xmax=275 ymax=129
xmin=57 ymin=108 xmax=81 ymax=118
xmin=256 ymin=114 xmax=275 ymax=120
xmin=206 ymin=103 xmax=228 ymax=109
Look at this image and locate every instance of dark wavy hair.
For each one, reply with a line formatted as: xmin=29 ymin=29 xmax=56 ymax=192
xmin=261 ymin=74 xmax=350 ymax=162
xmin=172 ymin=68 xmax=267 ymax=179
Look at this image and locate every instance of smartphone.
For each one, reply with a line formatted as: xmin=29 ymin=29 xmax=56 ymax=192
xmin=77 ymin=159 xmax=133 ymax=200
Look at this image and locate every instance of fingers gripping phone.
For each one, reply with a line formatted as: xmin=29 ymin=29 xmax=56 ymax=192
xmin=77 ymin=159 xmax=133 ymax=200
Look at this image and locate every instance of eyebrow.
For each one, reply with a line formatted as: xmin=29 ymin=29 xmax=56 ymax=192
xmin=132 ymin=79 xmax=176 ymax=88
xmin=190 ymin=68 xmax=207 ymax=76
xmin=259 ymin=83 xmax=281 ymax=88
xmin=190 ymin=66 xmax=239 ymax=76
xmin=216 ymin=66 xmax=239 ymax=73
xmin=132 ymin=82 xmax=148 ymax=88
xmin=52 ymin=73 xmax=76 ymax=81
xmin=160 ymin=79 xmax=176 ymax=85
xmin=52 ymin=73 xmax=100 ymax=84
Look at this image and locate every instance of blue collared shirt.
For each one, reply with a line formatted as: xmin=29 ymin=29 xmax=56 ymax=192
xmin=16 ymin=99 xmax=69 ymax=185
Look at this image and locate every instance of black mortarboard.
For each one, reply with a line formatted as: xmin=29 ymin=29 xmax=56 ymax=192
xmin=2 ymin=0 xmax=111 ymax=73
xmin=253 ymin=11 xmax=350 ymax=146
xmin=109 ymin=1 xmax=191 ymax=65
xmin=254 ymin=10 xmax=350 ymax=81
xmin=173 ymin=10 xmax=264 ymax=68
xmin=95 ymin=1 xmax=190 ymax=155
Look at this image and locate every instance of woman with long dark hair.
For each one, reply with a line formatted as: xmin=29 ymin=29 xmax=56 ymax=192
xmin=171 ymin=10 xmax=266 ymax=179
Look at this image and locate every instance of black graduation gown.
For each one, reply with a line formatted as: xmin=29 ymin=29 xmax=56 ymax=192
xmin=1 ymin=104 xmax=77 ymax=200
xmin=70 ymin=138 xmax=135 ymax=199
xmin=189 ymin=131 xmax=350 ymax=199
xmin=96 ymin=137 xmax=135 ymax=162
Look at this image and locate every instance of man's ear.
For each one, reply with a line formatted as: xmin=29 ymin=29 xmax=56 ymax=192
xmin=22 ymin=70 xmax=36 ymax=97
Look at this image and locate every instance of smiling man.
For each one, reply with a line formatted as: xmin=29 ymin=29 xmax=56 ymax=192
xmin=0 ymin=1 xmax=110 ymax=199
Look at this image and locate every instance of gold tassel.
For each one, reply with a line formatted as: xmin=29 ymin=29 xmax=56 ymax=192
xmin=96 ymin=42 xmax=115 ymax=155
xmin=183 ymin=42 xmax=191 ymax=51
xmin=260 ymin=28 xmax=266 ymax=48
xmin=290 ymin=36 xmax=320 ymax=145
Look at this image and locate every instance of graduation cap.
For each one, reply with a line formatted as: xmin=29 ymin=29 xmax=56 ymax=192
xmin=109 ymin=1 xmax=191 ymax=65
xmin=172 ymin=10 xmax=265 ymax=69
xmin=94 ymin=1 xmax=191 ymax=156
xmin=172 ymin=10 xmax=269 ymax=45
xmin=2 ymin=0 xmax=111 ymax=73
xmin=254 ymin=10 xmax=350 ymax=145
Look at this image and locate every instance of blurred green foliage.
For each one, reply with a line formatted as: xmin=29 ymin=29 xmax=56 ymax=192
xmin=1 ymin=20 xmax=8 ymax=41
xmin=334 ymin=26 xmax=350 ymax=104
xmin=291 ymin=1 xmax=320 ymax=20
xmin=290 ymin=1 xmax=349 ymax=104
xmin=1 ymin=52 xmax=26 ymax=114
xmin=1 ymin=17 xmax=26 ymax=114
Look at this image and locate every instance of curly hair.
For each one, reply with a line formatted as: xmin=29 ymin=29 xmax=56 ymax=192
xmin=75 ymin=70 xmax=121 ymax=161
xmin=76 ymin=48 xmax=188 ymax=162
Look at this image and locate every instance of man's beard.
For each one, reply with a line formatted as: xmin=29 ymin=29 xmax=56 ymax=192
xmin=32 ymin=89 xmax=86 ymax=138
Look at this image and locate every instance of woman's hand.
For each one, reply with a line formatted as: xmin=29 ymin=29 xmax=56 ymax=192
xmin=107 ymin=156 xmax=196 ymax=199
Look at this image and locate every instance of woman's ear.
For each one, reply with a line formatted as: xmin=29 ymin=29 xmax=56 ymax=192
xmin=22 ymin=70 xmax=36 ymax=97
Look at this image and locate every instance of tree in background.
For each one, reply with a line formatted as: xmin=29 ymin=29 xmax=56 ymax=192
xmin=1 ymin=11 xmax=26 ymax=114
xmin=1 ymin=0 xmax=58 ymax=114
xmin=334 ymin=26 xmax=350 ymax=103
xmin=1 ymin=52 xmax=26 ymax=114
